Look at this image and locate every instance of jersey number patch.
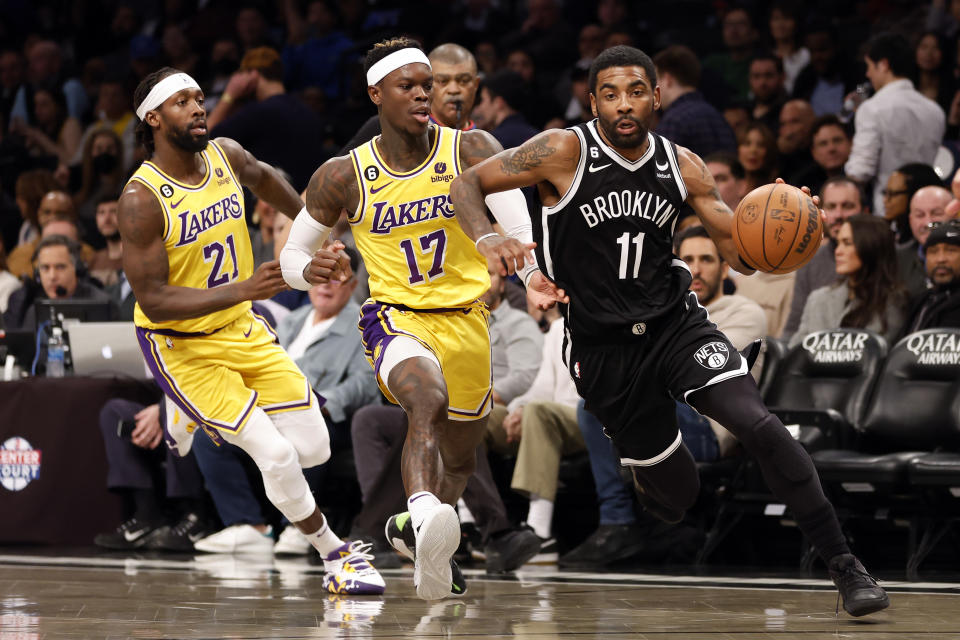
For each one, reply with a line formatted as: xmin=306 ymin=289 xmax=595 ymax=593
xmin=400 ymin=229 xmax=447 ymax=285
xmin=616 ymin=231 xmax=645 ymax=279
xmin=203 ymin=233 xmax=239 ymax=288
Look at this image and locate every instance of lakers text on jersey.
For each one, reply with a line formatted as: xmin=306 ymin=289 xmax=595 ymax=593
xmin=127 ymin=140 xmax=253 ymax=334
xmin=348 ymin=125 xmax=489 ymax=309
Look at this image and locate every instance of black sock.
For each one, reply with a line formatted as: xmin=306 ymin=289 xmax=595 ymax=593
xmin=132 ymin=489 xmax=162 ymax=524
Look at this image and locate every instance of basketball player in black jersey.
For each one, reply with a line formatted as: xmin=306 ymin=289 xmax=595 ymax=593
xmin=451 ymin=46 xmax=889 ymax=617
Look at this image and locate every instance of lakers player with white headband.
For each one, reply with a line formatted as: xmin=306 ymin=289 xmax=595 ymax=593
xmin=120 ymin=67 xmax=384 ymax=594
xmin=285 ymin=38 xmax=538 ymax=601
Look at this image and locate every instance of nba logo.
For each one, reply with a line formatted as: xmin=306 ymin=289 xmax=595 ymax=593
xmin=215 ymin=168 xmax=223 ymax=178
xmin=574 ymin=362 xmax=581 ymax=378
xmin=434 ymin=162 xmax=447 ymax=174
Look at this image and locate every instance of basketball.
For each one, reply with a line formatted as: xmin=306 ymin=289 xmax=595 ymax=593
xmin=732 ymin=183 xmax=823 ymax=274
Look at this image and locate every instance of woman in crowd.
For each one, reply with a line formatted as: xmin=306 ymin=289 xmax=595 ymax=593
xmin=915 ymin=31 xmax=955 ymax=113
xmin=790 ymin=215 xmax=907 ymax=347
xmin=12 ymin=169 xmax=59 ymax=248
xmin=737 ymin=121 xmax=779 ymax=192
xmin=73 ymin=129 xmax=126 ymax=240
xmin=10 ymin=87 xmax=82 ymax=167
xmin=768 ymin=0 xmax=809 ymax=94
xmin=882 ymin=163 xmax=943 ymax=244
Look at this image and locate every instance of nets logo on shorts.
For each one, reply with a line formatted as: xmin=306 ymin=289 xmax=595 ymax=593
xmin=0 ymin=437 xmax=42 ymax=491
xmin=694 ymin=342 xmax=729 ymax=370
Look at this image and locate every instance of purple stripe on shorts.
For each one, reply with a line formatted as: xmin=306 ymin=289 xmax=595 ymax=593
xmin=135 ymin=326 xmax=254 ymax=432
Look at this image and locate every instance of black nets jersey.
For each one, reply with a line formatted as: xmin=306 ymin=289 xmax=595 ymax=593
xmin=532 ymin=120 xmax=692 ymax=341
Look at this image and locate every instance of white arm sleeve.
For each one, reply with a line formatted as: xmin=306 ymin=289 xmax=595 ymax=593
xmin=279 ymin=207 xmax=333 ymax=290
xmin=484 ymin=189 xmax=540 ymax=285
xmin=484 ymin=189 xmax=532 ymax=243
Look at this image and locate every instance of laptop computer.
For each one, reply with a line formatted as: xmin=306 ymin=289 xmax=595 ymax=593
xmin=64 ymin=321 xmax=149 ymax=379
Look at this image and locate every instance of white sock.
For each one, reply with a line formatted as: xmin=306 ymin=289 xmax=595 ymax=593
xmin=457 ymin=498 xmax=475 ymax=524
xmin=408 ymin=491 xmax=442 ymax=531
xmin=305 ymin=515 xmax=344 ymax=559
xmin=527 ymin=496 xmax=554 ymax=539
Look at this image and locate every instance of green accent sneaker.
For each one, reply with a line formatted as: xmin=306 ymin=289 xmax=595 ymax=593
xmin=385 ymin=511 xmax=468 ymax=597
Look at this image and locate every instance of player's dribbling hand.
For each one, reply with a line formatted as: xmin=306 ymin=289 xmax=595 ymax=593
xmin=775 ymin=176 xmax=821 ymax=208
xmin=477 ymin=235 xmax=536 ymax=277
xmin=304 ymin=241 xmax=349 ymax=285
xmin=526 ymin=270 xmax=569 ymax=311
xmin=245 ymin=259 xmax=289 ymax=299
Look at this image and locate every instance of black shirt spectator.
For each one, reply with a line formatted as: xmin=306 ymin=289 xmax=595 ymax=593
xmin=902 ymin=220 xmax=960 ymax=336
xmin=207 ymin=47 xmax=326 ymax=192
xmin=654 ymin=46 xmax=737 ymax=156
xmin=473 ymin=71 xmax=538 ymax=149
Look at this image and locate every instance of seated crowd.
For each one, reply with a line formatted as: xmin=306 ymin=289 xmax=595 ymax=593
xmin=3 ymin=0 xmax=960 ymax=570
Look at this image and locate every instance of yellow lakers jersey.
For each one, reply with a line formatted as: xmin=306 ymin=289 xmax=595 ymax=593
xmin=349 ymin=125 xmax=489 ymax=309
xmin=128 ymin=140 xmax=253 ymax=333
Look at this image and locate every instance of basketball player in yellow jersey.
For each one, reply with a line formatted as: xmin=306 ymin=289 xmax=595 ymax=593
xmin=278 ymin=38 xmax=535 ymax=600
xmin=117 ymin=66 xmax=384 ymax=595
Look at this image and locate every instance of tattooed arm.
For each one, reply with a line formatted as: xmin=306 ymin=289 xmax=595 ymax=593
xmin=456 ymin=129 xmax=535 ymax=275
xmin=118 ymin=182 xmax=287 ymax=322
xmin=217 ymin=137 xmax=303 ymax=219
xmin=679 ymin=146 xmax=756 ymax=274
xmin=451 ymin=129 xmax=579 ymax=277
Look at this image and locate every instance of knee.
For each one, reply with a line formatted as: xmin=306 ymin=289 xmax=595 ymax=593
xmin=274 ymin=406 xmax=331 ymax=469
xmin=741 ymin=413 xmax=813 ymax=483
xmin=408 ymin=387 xmax=449 ymax=426
xmin=442 ymin=448 xmax=477 ymax=479
xmin=98 ymin=398 xmax=136 ymax=438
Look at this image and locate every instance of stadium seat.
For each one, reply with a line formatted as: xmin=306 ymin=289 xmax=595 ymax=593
xmin=758 ymin=336 xmax=787 ymax=402
xmin=812 ymin=328 xmax=960 ymax=575
xmin=696 ymin=329 xmax=887 ymax=566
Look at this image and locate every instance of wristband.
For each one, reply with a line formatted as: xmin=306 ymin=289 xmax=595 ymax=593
xmin=475 ymin=232 xmax=499 ymax=248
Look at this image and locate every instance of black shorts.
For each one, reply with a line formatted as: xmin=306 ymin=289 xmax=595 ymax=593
xmin=565 ymin=291 xmax=748 ymax=464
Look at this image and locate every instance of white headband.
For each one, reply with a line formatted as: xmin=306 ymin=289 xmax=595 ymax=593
xmin=366 ymin=48 xmax=431 ymax=86
xmin=136 ymin=73 xmax=202 ymax=120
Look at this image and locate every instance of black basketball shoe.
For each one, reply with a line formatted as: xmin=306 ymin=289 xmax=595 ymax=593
xmin=828 ymin=554 xmax=890 ymax=617
xmin=94 ymin=517 xmax=163 ymax=550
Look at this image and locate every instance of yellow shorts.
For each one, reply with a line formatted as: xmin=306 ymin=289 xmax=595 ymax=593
xmin=136 ymin=309 xmax=313 ymax=435
xmin=358 ymin=299 xmax=492 ymax=421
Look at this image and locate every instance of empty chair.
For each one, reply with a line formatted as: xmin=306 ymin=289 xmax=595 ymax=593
xmin=812 ymin=329 xmax=960 ymax=573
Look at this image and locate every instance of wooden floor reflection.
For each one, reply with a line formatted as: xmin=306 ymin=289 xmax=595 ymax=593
xmin=0 ymin=552 xmax=958 ymax=639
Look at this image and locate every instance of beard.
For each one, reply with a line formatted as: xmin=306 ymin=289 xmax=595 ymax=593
xmin=167 ymin=123 xmax=209 ymax=153
xmin=597 ymin=114 xmax=648 ymax=149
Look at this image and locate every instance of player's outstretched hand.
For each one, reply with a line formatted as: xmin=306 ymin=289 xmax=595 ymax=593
xmin=304 ymin=241 xmax=348 ymax=285
xmin=477 ymin=235 xmax=536 ymax=277
xmin=526 ymin=270 xmax=569 ymax=311
xmin=245 ymin=259 xmax=289 ymax=300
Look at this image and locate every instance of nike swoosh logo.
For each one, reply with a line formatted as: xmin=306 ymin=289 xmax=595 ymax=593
xmin=170 ymin=195 xmax=186 ymax=209
xmin=124 ymin=528 xmax=148 ymax=542
xmin=655 ymin=160 xmax=669 ymax=171
xmin=588 ymin=163 xmax=611 ymax=173
xmin=243 ymin=322 xmax=253 ymax=338
xmin=370 ymin=182 xmax=392 ymax=194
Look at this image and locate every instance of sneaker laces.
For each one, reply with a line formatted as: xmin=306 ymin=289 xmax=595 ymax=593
xmin=340 ymin=540 xmax=377 ymax=574
xmin=832 ymin=563 xmax=881 ymax=615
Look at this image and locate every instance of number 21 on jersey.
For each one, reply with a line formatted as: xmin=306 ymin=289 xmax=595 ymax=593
xmin=400 ymin=229 xmax=447 ymax=285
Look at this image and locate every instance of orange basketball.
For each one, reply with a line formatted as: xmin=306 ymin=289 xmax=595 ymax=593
xmin=732 ymin=183 xmax=823 ymax=274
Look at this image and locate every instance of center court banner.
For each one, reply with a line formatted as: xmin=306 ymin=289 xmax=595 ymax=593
xmin=0 ymin=377 xmax=157 ymax=544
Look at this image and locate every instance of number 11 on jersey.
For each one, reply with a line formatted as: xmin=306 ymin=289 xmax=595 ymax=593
xmin=616 ymin=231 xmax=645 ymax=279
